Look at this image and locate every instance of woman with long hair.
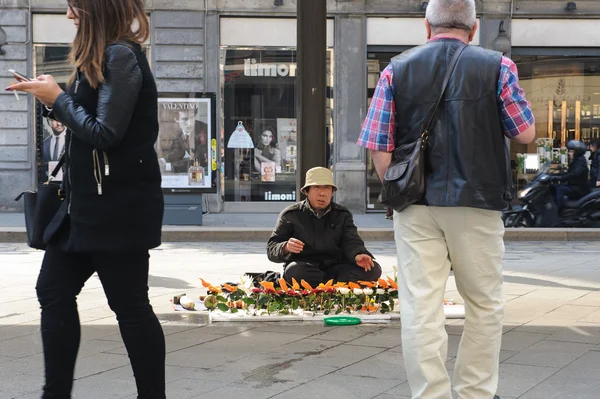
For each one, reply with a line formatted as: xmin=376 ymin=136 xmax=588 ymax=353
xmin=254 ymin=127 xmax=282 ymax=173
xmin=7 ymin=1 xmax=166 ymax=397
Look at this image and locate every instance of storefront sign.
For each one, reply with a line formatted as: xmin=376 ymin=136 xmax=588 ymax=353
xmin=156 ymin=94 xmax=217 ymax=193
xmin=264 ymin=191 xmax=297 ymax=201
xmin=244 ymin=58 xmax=297 ymax=77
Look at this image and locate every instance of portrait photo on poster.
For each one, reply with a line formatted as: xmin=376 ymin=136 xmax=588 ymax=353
xmin=36 ymin=101 xmax=67 ymax=183
xmin=156 ymin=94 xmax=217 ymax=193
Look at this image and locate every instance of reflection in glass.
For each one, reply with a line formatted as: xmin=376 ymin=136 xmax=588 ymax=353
xmin=511 ymin=56 xmax=600 ymax=193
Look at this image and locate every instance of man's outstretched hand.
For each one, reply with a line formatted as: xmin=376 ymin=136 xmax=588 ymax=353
xmin=284 ymin=238 xmax=305 ymax=254
xmin=355 ymin=254 xmax=374 ymax=272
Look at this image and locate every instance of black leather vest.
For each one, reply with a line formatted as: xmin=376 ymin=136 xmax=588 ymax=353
xmin=391 ymin=39 xmax=509 ymax=211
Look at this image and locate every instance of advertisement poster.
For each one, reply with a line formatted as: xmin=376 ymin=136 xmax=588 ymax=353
xmin=156 ymin=96 xmax=215 ymax=192
xmin=276 ymin=118 xmax=297 ymax=173
xmin=261 ymin=161 xmax=276 ymax=182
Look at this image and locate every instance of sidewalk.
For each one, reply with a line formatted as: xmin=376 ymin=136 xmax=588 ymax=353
xmin=1 ymin=241 xmax=600 ymax=398
xmin=1 ymin=212 xmax=600 ymax=242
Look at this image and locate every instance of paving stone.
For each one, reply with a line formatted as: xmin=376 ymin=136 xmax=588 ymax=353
xmin=74 ymin=353 xmax=131 ymax=380
xmin=347 ymin=326 xmax=401 ymax=348
xmin=373 ymin=394 xmax=411 ymax=399
xmin=7 ymin=353 xmax=45 ymax=377
xmin=165 ymin=377 xmax=233 ymax=399
xmin=166 ymin=331 xmax=308 ymax=369
xmin=270 ymin=373 xmax=399 ymax=399
xmin=541 ymin=304 xmax=599 ymax=321
xmin=501 ymin=331 xmax=551 ymax=352
xmin=161 ymin=327 xmax=232 ymax=354
xmin=71 ymin=366 xmax=137 ymax=399
xmin=294 ymin=343 xmax=386 ymax=368
xmin=514 ymin=315 xmax=577 ymax=334
xmin=312 ymin=324 xmax=384 ymax=342
xmin=0 ymin=372 xmax=43 ymax=398
xmin=203 ymin=352 xmax=314 ymax=382
xmin=544 ymin=323 xmax=600 ymax=345
xmin=0 ymin=332 xmax=43 ymax=358
xmin=569 ymin=290 xmax=600 ymax=307
xmin=580 ymin=309 xmax=600 ymax=323
xmin=251 ymin=323 xmax=332 ymax=336
xmin=188 ymin=380 xmax=302 ymax=399
xmin=519 ymin=351 xmax=600 ymax=399
xmin=336 ymin=350 xmax=405 ymax=380
xmin=504 ymin=340 xmax=596 ymax=368
xmin=523 ymin=287 xmax=590 ymax=301
xmin=380 ymin=381 xmax=412 ymax=396
xmin=499 ymin=349 xmax=518 ymax=363
xmin=496 ymin=363 xmax=559 ymax=398
xmin=3 ymin=241 xmax=600 ymax=398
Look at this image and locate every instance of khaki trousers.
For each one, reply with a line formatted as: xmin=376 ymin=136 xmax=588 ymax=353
xmin=393 ymin=205 xmax=505 ymax=399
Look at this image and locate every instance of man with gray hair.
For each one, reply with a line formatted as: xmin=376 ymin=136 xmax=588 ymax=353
xmin=358 ymin=0 xmax=535 ymax=398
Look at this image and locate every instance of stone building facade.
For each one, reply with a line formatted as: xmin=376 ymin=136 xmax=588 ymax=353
xmin=1 ymin=0 xmax=599 ymax=215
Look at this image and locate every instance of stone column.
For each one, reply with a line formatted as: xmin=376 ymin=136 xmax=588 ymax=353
xmin=203 ymin=10 xmax=222 ymax=212
xmin=151 ymin=11 xmax=205 ymax=93
xmin=0 ymin=5 xmax=32 ymax=211
xmin=333 ymin=15 xmax=367 ymax=213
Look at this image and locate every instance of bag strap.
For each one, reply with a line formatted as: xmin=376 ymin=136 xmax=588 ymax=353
xmin=48 ymin=152 xmax=66 ymax=182
xmin=504 ymin=138 xmax=514 ymax=207
xmin=421 ymin=44 xmax=468 ymax=142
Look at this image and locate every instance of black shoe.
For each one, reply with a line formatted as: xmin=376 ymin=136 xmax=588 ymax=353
xmin=494 ymin=396 xmax=500 ymax=399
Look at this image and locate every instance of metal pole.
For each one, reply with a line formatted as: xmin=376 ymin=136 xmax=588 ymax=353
xmin=296 ymin=0 xmax=327 ymax=199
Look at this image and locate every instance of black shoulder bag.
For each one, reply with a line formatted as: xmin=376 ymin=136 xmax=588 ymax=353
xmin=15 ymin=154 xmax=66 ymax=250
xmin=378 ymin=44 xmax=467 ymax=213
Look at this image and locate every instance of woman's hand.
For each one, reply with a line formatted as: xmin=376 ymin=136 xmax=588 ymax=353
xmin=5 ymin=75 xmax=64 ymax=108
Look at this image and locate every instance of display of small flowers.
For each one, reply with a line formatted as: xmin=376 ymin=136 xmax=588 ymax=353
xmin=198 ymin=275 xmax=399 ymax=316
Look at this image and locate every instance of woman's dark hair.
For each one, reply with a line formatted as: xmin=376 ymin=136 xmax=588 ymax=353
xmin=67 ymin=0 xmax=149 ymax=89
xmin=258 ymin=126 xmax=278 ymax=149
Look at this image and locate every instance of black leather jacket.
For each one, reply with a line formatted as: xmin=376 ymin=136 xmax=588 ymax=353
xmin=391 ymin=39 xmax=510 ymax=211
xmin=267 ymin=200 xmax=373 ymax=268
xmin=46 ymin=42 xmax=164 ymax=252
xmin=560 ymin=154 xmax=590 ymax=197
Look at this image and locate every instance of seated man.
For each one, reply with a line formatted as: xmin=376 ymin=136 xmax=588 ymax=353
xmin=549 ymin=140 xmax=590 ymax=211
xmin=267 ymin=167 xmax=382 ymax=287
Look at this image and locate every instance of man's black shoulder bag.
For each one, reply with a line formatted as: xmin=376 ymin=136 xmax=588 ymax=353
xmin=378 ymin=44 xmax=467 ymax=213
xmin=15 ymin=154 xmax=66 ymax=250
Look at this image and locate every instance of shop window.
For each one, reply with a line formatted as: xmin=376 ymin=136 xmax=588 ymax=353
xmin=365 ymin=52 xmax=401 ymax=211
xmin=221 ymin=48 xmax=334 ymax=202
xmin=511 ymin=55 xmax=600 ymax=191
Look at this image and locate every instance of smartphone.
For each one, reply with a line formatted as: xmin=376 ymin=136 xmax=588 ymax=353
xmin=8 ymin=69 xmax=31 ymax=82
xmin=8 ymin=69 xmax=30 ymax=101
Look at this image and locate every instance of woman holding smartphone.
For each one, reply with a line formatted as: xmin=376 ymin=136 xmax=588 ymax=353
xmin=6 ymin=1 xmax=166 ymax=398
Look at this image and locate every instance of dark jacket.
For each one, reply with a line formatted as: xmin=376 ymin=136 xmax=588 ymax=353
xmin=267 ymin=200 xmax=373 ymax=267
xmin=46 ymin=42 xmax=164 ymax=252
xmin=589 ymin=151 xmax=599 ymax=186
xmin=561 ymin=154 xmax=590 ymax=197
xmin=390 ymin=39 xmax=510 ymax=211
xmin=165 ymin=120 xmax=209 ymax=173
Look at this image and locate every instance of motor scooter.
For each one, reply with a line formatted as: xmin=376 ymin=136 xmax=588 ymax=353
xmin=503 ymin=164 xmax=600 ymax=227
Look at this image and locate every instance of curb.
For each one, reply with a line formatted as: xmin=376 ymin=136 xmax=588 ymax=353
xmin=2 ymin=227 xmax=600 ymax=242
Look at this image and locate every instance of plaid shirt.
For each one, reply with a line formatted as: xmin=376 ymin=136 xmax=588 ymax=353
xmin=357 ymin=43 xmax=535 ymax=152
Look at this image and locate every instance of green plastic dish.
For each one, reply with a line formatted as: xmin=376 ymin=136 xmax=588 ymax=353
xmin=323 ymin=316 xmax=361 ymax=326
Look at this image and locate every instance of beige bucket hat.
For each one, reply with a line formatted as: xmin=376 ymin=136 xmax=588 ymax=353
xmin=301 ymin=167 xmax=337 ymax=193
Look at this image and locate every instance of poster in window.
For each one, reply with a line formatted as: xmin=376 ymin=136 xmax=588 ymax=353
xmin=261 ymin=161 xmax=276 ymax=182
xmin=276 ymin=118 xmax=297 ymax=173
xmin=156 ymin=94 xmax=217 ymax=193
